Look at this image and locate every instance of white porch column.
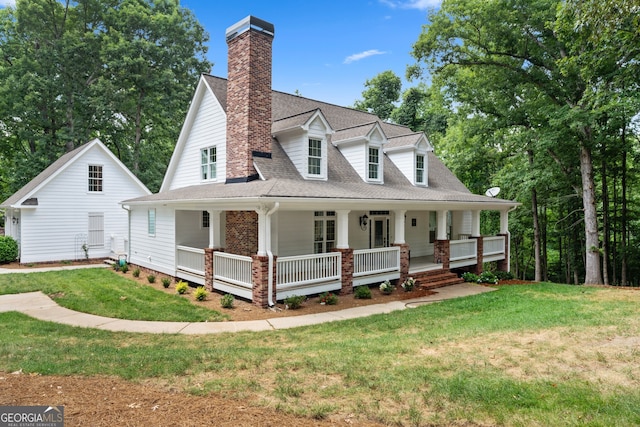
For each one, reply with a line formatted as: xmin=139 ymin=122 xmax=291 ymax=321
xmin=471 ymin=210 xmax=481 ymax=237
xmin=256 ymin=206 xmax=268 ymax=256
xmin=207 ymin=210 xmax=222 ymax=248
xmin=437 ymin=210 xmax=448 ymax=240
xmin=500 ymin=209 xmax=509 ymax=234
xmin=393 ymin=209 xmax=406 ymax=244
xmin=335 ymin=210 xmax=350 ymax=249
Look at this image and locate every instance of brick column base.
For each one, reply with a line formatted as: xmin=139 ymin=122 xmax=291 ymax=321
xmin=434 ymin=240 xmax=450 ymax=270
xmin=204 ymin=248 xmax=225 ymax=291
xmin=392 ymin=243 xmax=410 ymax=285
xmin=497 ymin=234 xmax=509 ymax=272
xmin=334 ymin=248 xmax=353 ymax=295
xmin=471 ymin=236 xmax=484 ymax=275
xmin=252 ymin=255 xmax=275 ymax=308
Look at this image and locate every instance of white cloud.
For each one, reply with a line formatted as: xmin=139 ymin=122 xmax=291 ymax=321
xmin=0 ymin=0 xmax=16 ymax=7
xmin=379 ymin=0 xmax=442 ymax=10
xmin=344 ymin=49 xmax=387 ymax=64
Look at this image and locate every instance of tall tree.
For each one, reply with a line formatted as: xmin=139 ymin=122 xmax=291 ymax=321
xmin=353 ymin=70 xmax=401 ymax=121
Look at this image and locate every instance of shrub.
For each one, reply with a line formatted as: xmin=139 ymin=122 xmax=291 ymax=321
xmin=120 ymin=263 xmax=129 ymax=274
xmin=354 ymin=286 xmax=372 ymax=299
xmin=147 ymin=274 xmax=156 ymax=284
xmin=318 ymin=292 xmax=338 ymax=305
xmin=284 ymin=295 xmax=305 ymax=309
xmin=478 ymin=271 xmax=498 ymax=284
xmin=379 ymin=280 xmax=395 ymax=294
xmin=132 ymin=268 xmax=140 ymax=278
xmin=221 ymin=293 xmax=235 ymax=309
xmin=495 ymin=270 xmax=514 ymax=281
xmin=461 ymin=272 xmax=479 ymax=283
xmin=194 ymin=286 xmax=207 ymax=301
xmin=161 ymin=277 xmax=171 ymax=288
xmin=175 ymin=281 xmax=188 ymax=294
xmin=401 ymin=277 xmax=416 ymax=291
xmin=0 ymin=236 xmax=19 ymax=264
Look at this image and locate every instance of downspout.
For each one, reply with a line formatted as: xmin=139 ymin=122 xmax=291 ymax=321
xmin=266 ymin=202 xmax=280 ymax=307
xmin=121 ymin=204 xmax=131 ymax=261
xmin=506 ymin=205 xmax=518 ymax=273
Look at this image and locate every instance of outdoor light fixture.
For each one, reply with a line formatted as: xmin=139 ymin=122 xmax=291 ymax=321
xmin=359 ymin=214 xmax=369 ymax=230
xmin=12 ymin=216 xmax=18 ymax=225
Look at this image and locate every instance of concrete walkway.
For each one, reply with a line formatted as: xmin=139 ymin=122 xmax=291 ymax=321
xmin=0 ymin=265 xmax=495 ymax=334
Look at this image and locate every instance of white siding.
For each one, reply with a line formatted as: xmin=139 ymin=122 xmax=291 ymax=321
xmin=167 ymin=90 xmax=227 ymax=190
xmin=405 ymin=211 xmax=432 ymax=257
xmin=387 ymin=150 xmax=414 ymax=184
xmin=129 ymin=206 xmax=176 ymax=275
xmin=279 ymin=133 xmax=307 ymax=178
xmin=338 ymin=143 xmax=367 ymax=182
xmin=276 ymin=211 xmax=312 ymax=256
xmin=19 ymin=145 xmax=146 ymax=263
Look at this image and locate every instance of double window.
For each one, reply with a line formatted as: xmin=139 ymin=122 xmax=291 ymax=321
xmin=88 ymin=165 xmax=103 ymax=192
xmin=314 ymin=211 xmax=336 ymax=253
xmin=201 ymin=147 xmax=217 ymax=180
xmin=308 ymin=139 xmax=322 ymax=176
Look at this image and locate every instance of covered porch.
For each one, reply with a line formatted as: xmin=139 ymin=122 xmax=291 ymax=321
xmin=171 ymin=205 xmax=510 ymax=307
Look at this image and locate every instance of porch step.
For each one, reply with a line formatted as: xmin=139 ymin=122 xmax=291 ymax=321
xmin=411 ymin=269 xmax=464 ymax=290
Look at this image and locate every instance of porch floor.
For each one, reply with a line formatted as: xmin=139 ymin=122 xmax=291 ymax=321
xmin=409 ymin=255 xmax=442 ymax=274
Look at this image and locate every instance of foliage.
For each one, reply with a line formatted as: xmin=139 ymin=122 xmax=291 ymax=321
xmin=401 ymin=277 xmax=416 ymax=292
xmin=193 ymin=286 xmax=207 ymax=301
xmin=318 ymin=292 xmax=338 ymax=305
xmin=220 ymin=293 xmax=234 ymax=309
xmin=461 ymin=272 xmax=479 ymax=283
xmin=0 ymin=235 xmax=19 ymax=263
xmin=494 ymin=270 xmax=514 ymax=281
xmin=175 ymin=281 xmax=188 ymax=295
xmin=161 ymin=277 xmax=171 ymax=289
xmin=477 ymin=271 xmax=498 ymax=285
xmin=0 ymin=0 xmax=212 ymax=197
xmin=353 ymin=70 xmax=401 ymax=120
xmin=353 ymin=286 xmax=372 ymax=299
xmin=119 ymin=263 xmax=129 ymax=274
xmin=132 ymin=268 xmax=140 ymax=278
xmin=146 ymin=274 xmax=156 ymax=284
xmin=379 ymin=280 xmax=395 ymax=294
xmin=284 ymin=295 xmax=305 ymax=310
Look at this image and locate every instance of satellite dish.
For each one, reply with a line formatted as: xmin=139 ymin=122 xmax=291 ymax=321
xmin=485 ymin=187 xmax=501 ymax=197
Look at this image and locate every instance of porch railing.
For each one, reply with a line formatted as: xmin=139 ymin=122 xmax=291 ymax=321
xmin=176 ymin=245 xmax=205 ymax=276
xmin=353 ymin=247 xmax=401 ymax=286
xmin=276 ymin=252 xmax=341 ymax=299
xmin=450 ymin=238 xmax=477 ymax=267
xmin=483 ymin=235 xmax=506 ymax=261
xmin=213 ymin=252 xmax=253 ymax=300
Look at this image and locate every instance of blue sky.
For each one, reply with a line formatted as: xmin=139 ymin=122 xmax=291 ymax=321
xmin=0 ymin=0 xmax=441 ymax=106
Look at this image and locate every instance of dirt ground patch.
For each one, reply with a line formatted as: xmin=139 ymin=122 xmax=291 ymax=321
xmin=0 ymin=371 xmax=384 ymax=426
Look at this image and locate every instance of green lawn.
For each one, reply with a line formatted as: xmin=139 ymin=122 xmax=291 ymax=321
xmin=1 ymin=279 xmax=639 ymax=426
xmin=0 ymin=269 xmax=226 ymax=322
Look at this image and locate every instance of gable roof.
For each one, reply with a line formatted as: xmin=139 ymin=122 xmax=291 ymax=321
xmin=130 ymin=75 xmax=516 ymax=209
xmin=1 ymin=139 xmax=151 ymax=208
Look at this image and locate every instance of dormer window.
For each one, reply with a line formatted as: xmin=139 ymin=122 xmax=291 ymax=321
xmin=416 ymin=154 xmax=425 ymax=185
xmin=368 ymin=147 xmax=380 ymax=180
xmin=308 ymin=138 xmax=322 ymax=176
xmin=201 ymin=146 xmax=217 ymax=180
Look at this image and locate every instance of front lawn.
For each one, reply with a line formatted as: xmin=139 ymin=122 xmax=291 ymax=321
xmin=1 ymin=282 xmax=639 ymax=425
xmin=0 ymin=268 xmax=226 ymax=322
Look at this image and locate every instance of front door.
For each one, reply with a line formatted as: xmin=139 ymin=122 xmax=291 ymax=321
xmin=372 ymin=217 xmax=389 ymax=248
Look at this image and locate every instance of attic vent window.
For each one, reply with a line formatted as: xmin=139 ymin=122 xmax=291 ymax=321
xmin=308 ymin=139 xmax=322 ymax=175
xmin=88 ymin=165 xmax=103 ymax=192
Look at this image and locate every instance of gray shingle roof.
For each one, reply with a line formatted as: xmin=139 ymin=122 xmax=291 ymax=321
xmin=125 ymin=76 xmax=515 ymax=208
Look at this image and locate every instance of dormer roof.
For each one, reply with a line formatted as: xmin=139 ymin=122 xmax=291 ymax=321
xmin=332 ymin=122 xmax=386 ymax=147
xmin=385 ymin=133 xmax=433 ymax=152
xmin=272 ymin=109 xmax=333 ymax=136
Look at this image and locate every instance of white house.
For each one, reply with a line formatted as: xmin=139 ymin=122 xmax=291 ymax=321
xmin=1 ymin=138 xmax=151 ymax=263
xmin=123 ymin=16 xmax=518 ymax=307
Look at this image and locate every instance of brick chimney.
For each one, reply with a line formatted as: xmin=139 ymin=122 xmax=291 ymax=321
xmin=225 ymin=16 xmax=274 ymax=183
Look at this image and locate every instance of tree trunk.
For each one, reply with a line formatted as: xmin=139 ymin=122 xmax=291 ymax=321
xmin=580 ymin=144 xmax=603 ymax=284
xmin=621 ymin=137 xmax=628 ymax=286
xmin=528 ymin=149 xmax=542 ymax=282
xmin=600 ymin=146 xmax=610 ymax=285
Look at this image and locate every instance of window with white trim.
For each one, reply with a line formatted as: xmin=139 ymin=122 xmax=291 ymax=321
xmin=88 ymin=212 xmax=104 ymax=248
xmin=148 ymin=208 xmax=156 ymax=236
xmin=368 ymin=147 xmax=380 ymax=180
xmin=313 ymin=211 xmax=336 ymax=253
xmin=308 ymin=138 xmax=322 ymax=176
xmin=416 ymin=154 xmax=425 ymax=184
xmin=201 ymin=146 xmax=217 ymax=180
xmin=88 ymin=165 xmax=103 ymax=192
